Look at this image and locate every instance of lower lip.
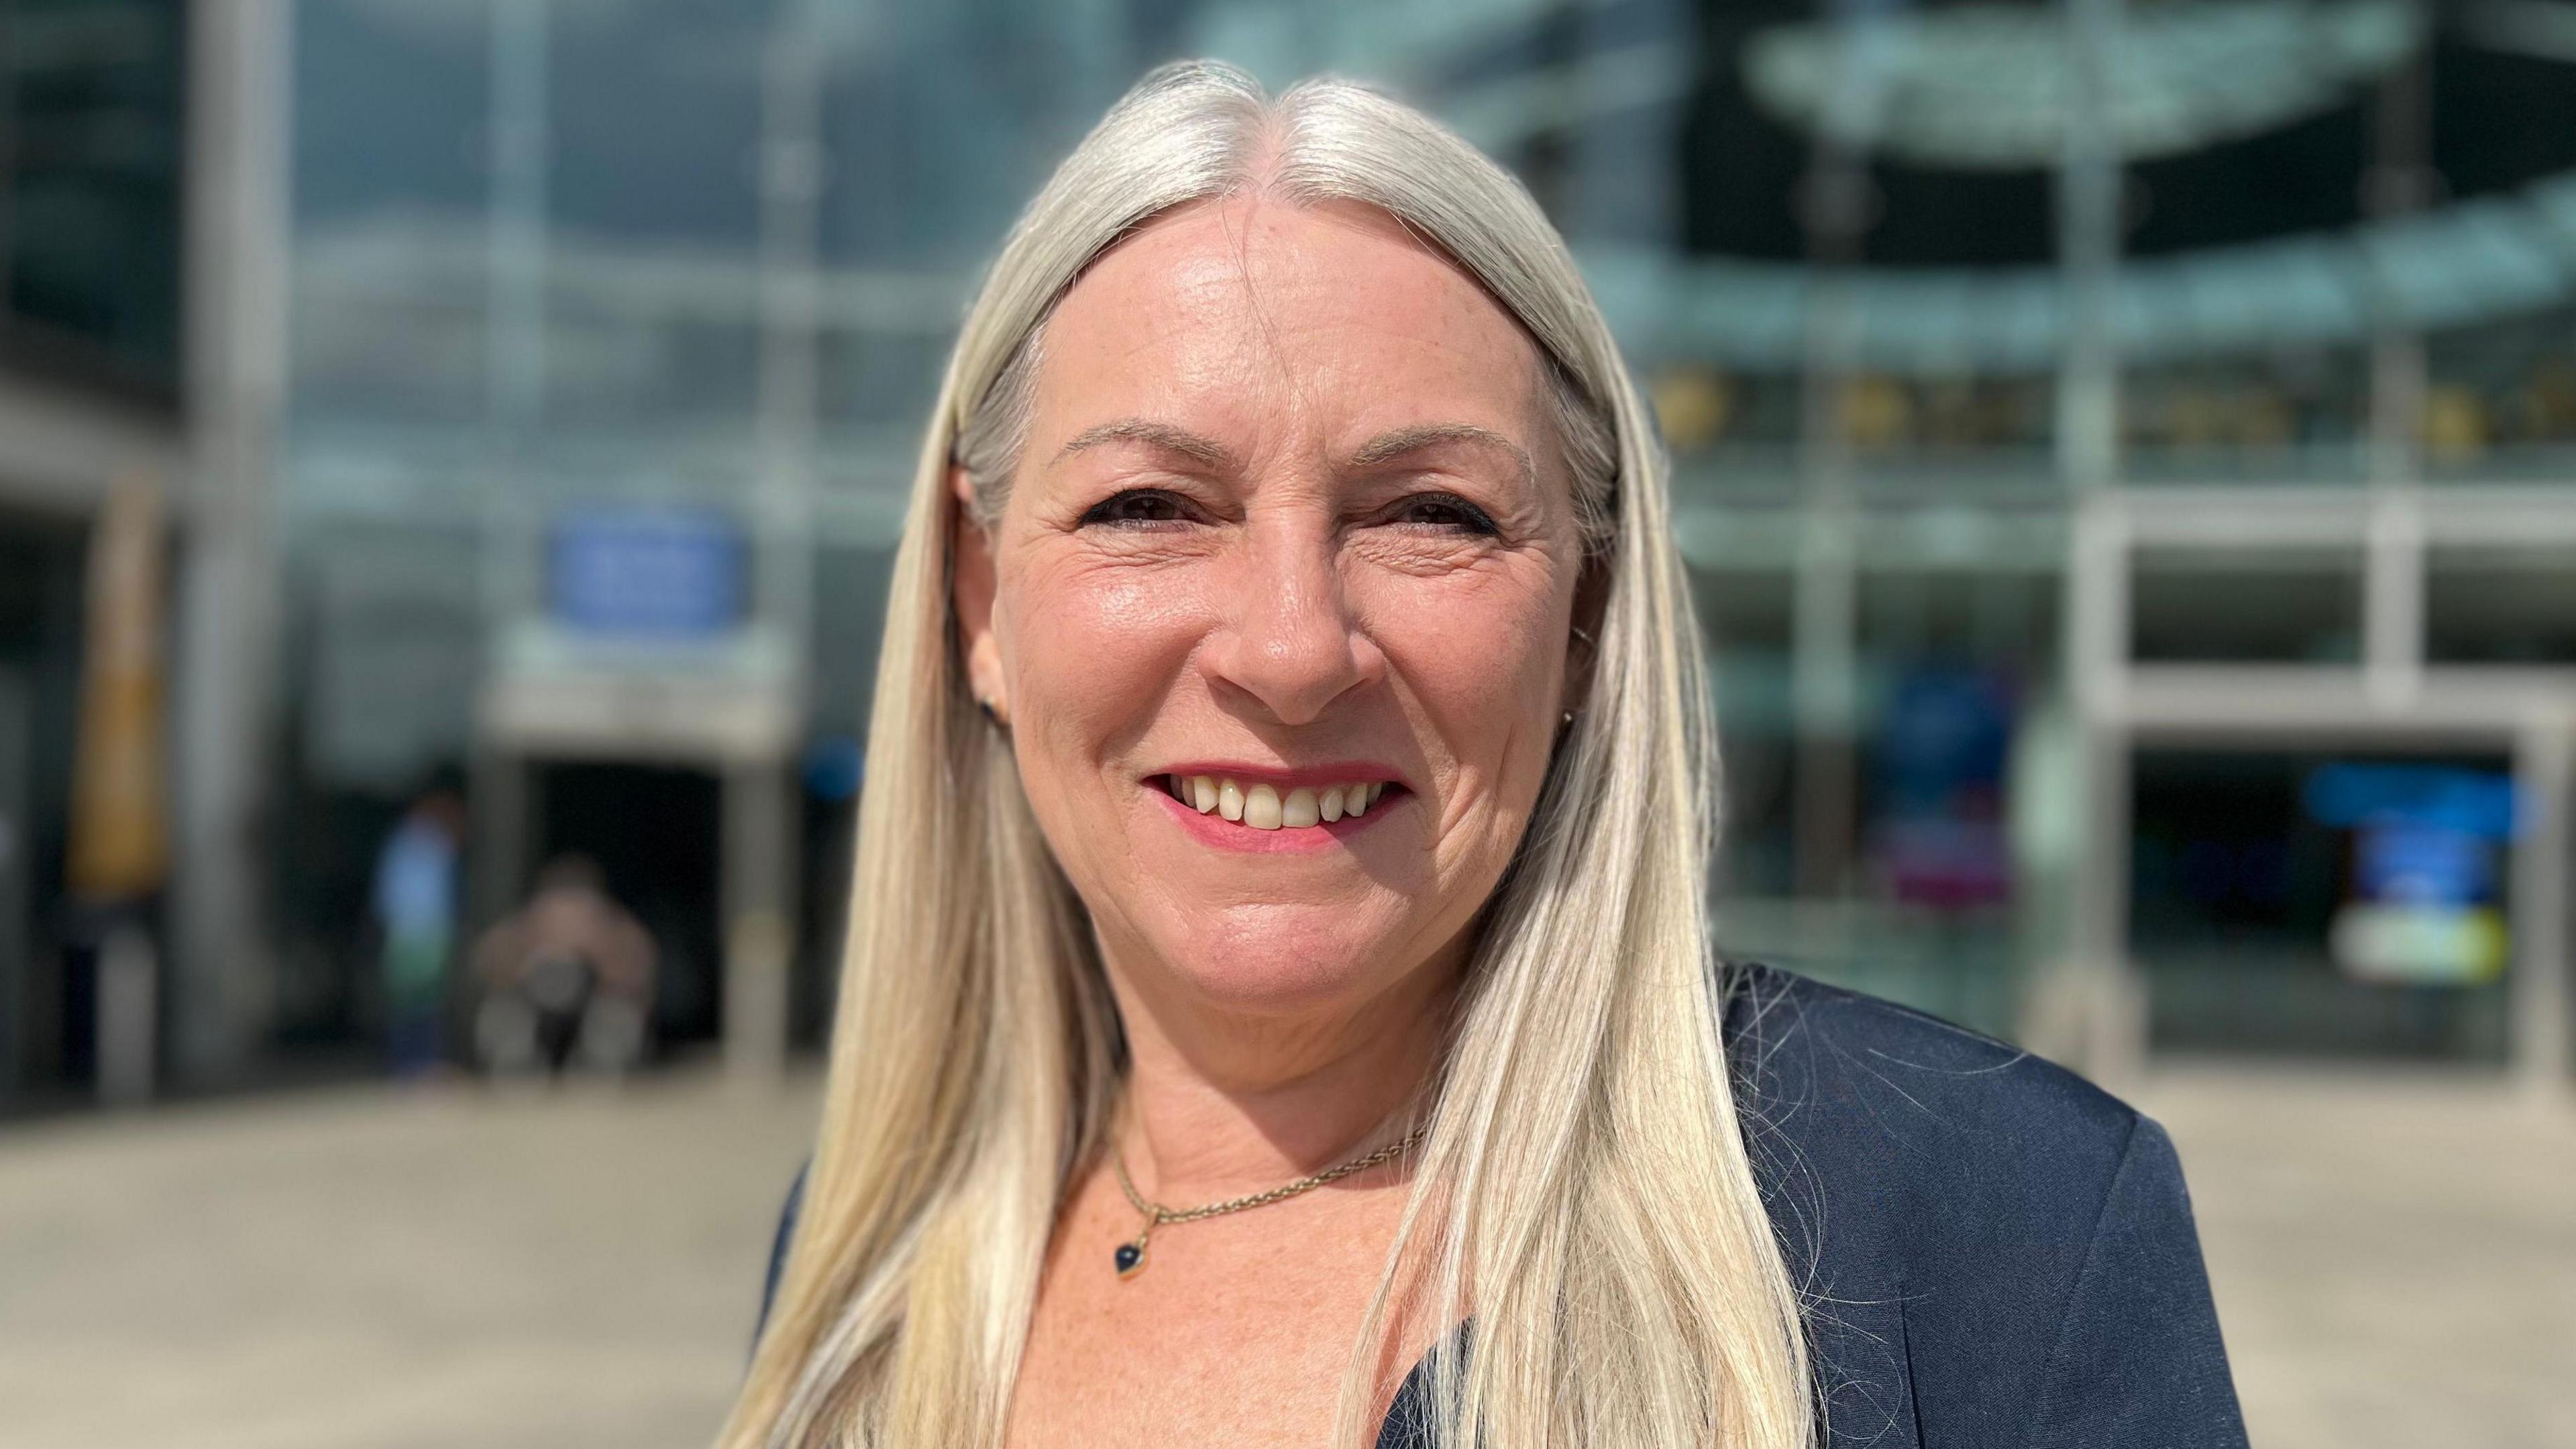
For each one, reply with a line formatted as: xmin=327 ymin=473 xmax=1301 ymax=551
xmin=1150 ymin=787 xmax=1401 ymax=855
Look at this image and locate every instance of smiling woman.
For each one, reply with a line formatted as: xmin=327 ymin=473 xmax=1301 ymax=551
xmin=725 ymin=60 xmax=2244 ymax=1449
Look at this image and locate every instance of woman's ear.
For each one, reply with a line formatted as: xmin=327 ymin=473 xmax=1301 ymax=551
xmin=1564 ymin=559 xmax=1608 ymax=718
xmin=949 ymin=466 xmax=1010 ymax=727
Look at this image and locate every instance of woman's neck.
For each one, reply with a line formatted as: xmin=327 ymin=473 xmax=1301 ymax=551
xmin=1104 ymin=945 xmax=1459 ymax=1203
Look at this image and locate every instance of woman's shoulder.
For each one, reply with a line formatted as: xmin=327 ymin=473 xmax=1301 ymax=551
xmin=1717 ymin=958 xmax=2161 ymax=1244
xmin=1718 ymin=961 xmax=2243 ymax=1446
xmin=1718 ymin=958 xmax=2141 ymax=1148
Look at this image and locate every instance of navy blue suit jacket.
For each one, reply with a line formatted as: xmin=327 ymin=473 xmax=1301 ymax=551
xmin=759 ymin=963 xmax=2248 ymax=1447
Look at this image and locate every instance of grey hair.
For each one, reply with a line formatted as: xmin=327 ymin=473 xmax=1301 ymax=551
xmin=727 ymin=59 xmax=1813 ymax=1449
xmin=946 ymin=65 xmax=1619 ymax=554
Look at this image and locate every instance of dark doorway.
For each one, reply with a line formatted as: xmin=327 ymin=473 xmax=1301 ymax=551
xmin=2133 ymin=747 xmax=2514 ymax=1064
xmin=533 ymin=761 xmax=723 ymax=1051
xmin=0 ymin=508 xmax=87 ymax=1106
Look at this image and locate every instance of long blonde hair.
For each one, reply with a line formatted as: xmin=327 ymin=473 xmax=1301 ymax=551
xmin=722 ymin=60 xmax=1812 ymax=1449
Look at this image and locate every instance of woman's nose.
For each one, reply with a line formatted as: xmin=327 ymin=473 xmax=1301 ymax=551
xmin=1201 ymin=525 xmax=1364 ymax=726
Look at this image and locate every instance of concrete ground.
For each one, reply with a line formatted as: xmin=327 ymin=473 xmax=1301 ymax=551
xmin=2138 ymin=1071 xmax=2576 ymax=1449
xmin=0 ymin=1068 xmax=2567 ymax=1449
xmin=0 ymin=1076 xmax=818 ymax=1449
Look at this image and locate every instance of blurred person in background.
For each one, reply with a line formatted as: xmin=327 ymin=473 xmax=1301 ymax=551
xmin=471 ymin=853 xmax=656 ymax=1079
xmin=370 ymin=775 xmax=466 ymax=1080
xmin=731 ymin=64 xmax=2244 ymax=1449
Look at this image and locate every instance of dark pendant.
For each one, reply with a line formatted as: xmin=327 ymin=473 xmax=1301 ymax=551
xmin=1114 ymin=1240 xmax=1146 ymax=1279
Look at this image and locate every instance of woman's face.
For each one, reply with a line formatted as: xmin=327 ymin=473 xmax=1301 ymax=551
xmin=955 ymin=196 xmax=1586 ymax=1033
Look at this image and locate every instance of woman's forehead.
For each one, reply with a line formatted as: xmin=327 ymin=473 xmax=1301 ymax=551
xmin=1034 ymin=195 xmax=1548 ymax=440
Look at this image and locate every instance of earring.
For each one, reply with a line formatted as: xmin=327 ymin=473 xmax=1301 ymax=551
xmin=1570 ymin=624 xmax=1595 ymax=648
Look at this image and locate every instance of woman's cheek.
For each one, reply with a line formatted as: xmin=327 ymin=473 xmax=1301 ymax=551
xmin=1006 ymin=552 xmax=1209 ymax=731
xmin=1369 ymin=572 xmax=1562 ymax=712
xmin=1383 ymin=637 xmax=1557 ymax=838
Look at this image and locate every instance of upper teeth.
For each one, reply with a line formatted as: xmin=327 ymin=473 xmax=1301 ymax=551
xmin=1168 ymin=775 xmax=1393 ymax=829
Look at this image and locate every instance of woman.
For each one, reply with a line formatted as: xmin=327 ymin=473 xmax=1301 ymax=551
xmin=727 ymin=62 xmax=2245 ymax=1449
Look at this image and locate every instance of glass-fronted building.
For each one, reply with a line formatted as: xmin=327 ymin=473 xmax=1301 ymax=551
xmin=1 ymin=0 xmax=189 ymax=1103
xmin=246 ymin=0 xmax=2576 ymax=1085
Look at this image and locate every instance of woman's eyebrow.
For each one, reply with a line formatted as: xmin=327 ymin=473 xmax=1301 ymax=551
xmin=1051 ymin=419 xmax=1238 ymax=472
xmin=1346 ymin=423 xmax=1534 ymax=488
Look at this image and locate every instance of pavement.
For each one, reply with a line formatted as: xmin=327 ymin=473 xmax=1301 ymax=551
xmin=0 ymin=1067 xmax=2568 ymax=1449
xmin=0 ymin=1075 xmax=818 ymax=1449
xmin=2137 ymin=1071 xmax=2576 ymax=1449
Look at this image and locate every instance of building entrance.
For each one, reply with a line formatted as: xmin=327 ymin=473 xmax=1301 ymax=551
xmin=0 ymin=512 xmax=86 ymax=1104
xmin=2135 ymin=748 xmax=2517 ymax=1065
xmin=528 ymin=761 xmax=724 ymax=1052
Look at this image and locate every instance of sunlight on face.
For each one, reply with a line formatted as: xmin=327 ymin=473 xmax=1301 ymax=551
xmin=967 ymin=196 xmax=1585 ymax=1020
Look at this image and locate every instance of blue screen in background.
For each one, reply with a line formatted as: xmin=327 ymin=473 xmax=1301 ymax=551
xmin=548 ymin=508 xmax=746 ymax=639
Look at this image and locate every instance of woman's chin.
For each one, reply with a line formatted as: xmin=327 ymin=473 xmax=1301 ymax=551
xmin=1137 ymin=908 xmax=1419 ymax=1017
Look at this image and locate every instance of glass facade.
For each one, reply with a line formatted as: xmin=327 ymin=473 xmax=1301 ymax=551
xmin=0 ymin=0 xmax=185 ymax=1102
xmin=268 ymin=0 xmax=2576 ymax=1066
xmin=0 ymin=0 xmax=185 ymax=402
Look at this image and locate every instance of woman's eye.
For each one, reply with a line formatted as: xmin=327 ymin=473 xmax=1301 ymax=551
xmin=1079 ymin=489 xmax=1192 ymax=527
xmin=1385 ymin=493 xmax=1499 ymax=535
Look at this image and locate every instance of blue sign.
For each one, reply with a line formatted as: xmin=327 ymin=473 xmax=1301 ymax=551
xmin=2314 ymin=763 xmax=2516 ymax=985
xmin=2302 ymin=763 xmax=2516 ymax=840
xmin=549 ymin=508 xmax=745 ymax=638
xmin=2354 ymin=822 xmax=2494 ymax=906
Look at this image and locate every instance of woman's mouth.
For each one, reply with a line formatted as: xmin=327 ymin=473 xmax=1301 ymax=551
xmin=1158 ymin=773 xmax=1404 ymax=830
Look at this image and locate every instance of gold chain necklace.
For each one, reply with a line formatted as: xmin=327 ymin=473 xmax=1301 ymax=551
xmin=1108 ymin=1120 xmax=1429 ymax=1280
